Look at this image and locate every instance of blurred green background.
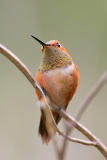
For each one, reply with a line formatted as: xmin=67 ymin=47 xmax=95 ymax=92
xmin=0 ymin=0 xmax=107 ymax=159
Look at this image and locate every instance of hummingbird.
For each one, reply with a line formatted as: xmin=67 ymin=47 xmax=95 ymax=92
xmin=31 ymin=35 xmax=79 ymax=144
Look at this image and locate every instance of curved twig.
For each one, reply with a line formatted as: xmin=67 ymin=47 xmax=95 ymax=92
xmin=36 ymin=81 xmax=96 ymax=146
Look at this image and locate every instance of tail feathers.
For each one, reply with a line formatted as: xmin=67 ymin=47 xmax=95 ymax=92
xmin=39 ymin=115 xmax=51 ymax=144
xmin=39 ymin=111 xmax=61 ymax=144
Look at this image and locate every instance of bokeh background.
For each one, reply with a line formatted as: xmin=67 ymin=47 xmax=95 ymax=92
xmin=0 ymin=0 xmax=107 ymax=160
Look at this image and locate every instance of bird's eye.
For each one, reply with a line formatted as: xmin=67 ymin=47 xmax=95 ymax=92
xmin=56 ymin=43 xmax=60 ymax=47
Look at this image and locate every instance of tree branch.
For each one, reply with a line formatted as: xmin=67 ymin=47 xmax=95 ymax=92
xmin=37 ymin=84 xmax=97 ymax=146
xmin=36 ymin=76 xmax=96 ymax=147
xmin=0 ymin=44 xmax=107 ymax=159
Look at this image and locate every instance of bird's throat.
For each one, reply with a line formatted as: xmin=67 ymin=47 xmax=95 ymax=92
xmin=40 ymin=52 xmax=72 ymax=72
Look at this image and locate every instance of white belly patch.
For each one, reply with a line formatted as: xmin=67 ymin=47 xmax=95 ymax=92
xmin=60 ymin=63 xmax=74 ymax=75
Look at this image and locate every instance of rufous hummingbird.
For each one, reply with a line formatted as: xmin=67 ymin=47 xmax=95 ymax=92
xmin=31 ymin=35 xmax=79 ymax=144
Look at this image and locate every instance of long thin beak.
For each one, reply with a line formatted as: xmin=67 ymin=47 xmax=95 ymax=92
xmin=31 ymin=35 xmax=47 ymax=46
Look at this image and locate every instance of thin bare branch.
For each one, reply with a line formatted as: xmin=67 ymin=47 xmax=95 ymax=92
xmin=53 ymin=139 xmax=61 ymax=160
xmin=60 ymin=109 xmax=107 ymax=158
xmin=36 ymin=78 xmax=96 ymax=146
xmin=0 ymin=44 xmax=107 ymax=159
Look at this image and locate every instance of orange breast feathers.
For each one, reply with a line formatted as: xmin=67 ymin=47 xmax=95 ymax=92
xmin=35 ymin=63 xmax=79 ymax=143
xmin=35 ymin=63 xmax=79 ymax=108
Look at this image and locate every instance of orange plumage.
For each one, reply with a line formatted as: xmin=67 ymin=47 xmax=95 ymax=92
xmin=31 ymin=35 xmax=79 ymax=144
